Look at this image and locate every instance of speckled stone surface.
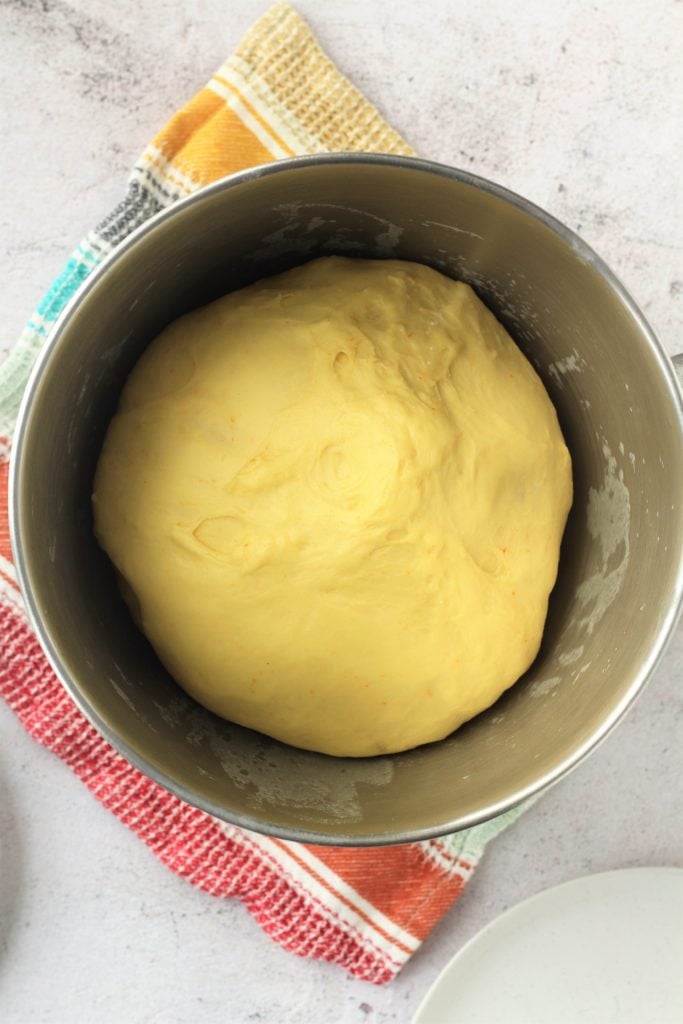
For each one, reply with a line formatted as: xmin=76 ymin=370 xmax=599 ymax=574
xmin=1 ymin=2 xmax=681 ymax=1022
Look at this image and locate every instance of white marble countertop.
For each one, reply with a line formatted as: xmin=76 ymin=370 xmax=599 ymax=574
xmin=1 ymin=1 xmax=681 ymax=1021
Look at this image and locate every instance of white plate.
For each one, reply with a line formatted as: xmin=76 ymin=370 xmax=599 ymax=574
xmin=412 ymin=867 xmax=683 ymax=1024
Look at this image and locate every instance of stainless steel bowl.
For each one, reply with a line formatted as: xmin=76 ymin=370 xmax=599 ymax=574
xmin=10 ymin=154 xmax=683 ymax=845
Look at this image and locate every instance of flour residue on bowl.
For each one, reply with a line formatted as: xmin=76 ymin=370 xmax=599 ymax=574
xmin=420 ymin=219 xmax=484 ymax=241
xmin=547 ymin=348 xmax=587 ymax=390
xmin=531 ymin=439 xmax=630 ymax=699
xmin=249 ymin=201 xmax=404 ymax=262
xmin=182 ymin=710 xmax=393 ymax=823
xmin=576 ymin=440 xmax=631 ymax=634
xmin=530 ymin=675 xmax=561 ymax=697
xmin=558 ymin=646 xmax=584 ymax=667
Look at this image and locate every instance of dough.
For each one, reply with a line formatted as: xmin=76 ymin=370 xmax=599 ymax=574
xmin=93 ymin=257 xmax=572 ymax=756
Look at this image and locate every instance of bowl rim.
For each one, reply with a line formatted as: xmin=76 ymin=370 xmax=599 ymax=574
xmin=9 ymin=152 xmax=683 ymax=845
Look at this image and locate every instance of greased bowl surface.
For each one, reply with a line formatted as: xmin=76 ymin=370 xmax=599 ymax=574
xmin=11 ymin=155 xmax=683 ymax=844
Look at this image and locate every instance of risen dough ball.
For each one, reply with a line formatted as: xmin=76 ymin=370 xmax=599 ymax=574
xmin=93 ymin=257 xmax=572 ymax=756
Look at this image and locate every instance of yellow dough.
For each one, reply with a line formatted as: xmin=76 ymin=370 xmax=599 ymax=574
xmin=93 ymin=257 xmax=572 ymax=757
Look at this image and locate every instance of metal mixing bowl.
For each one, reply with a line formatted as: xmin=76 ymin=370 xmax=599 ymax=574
xmin=10 ymin=155 xmax=683 ymax=844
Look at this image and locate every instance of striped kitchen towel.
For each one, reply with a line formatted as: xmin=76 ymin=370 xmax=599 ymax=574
xmin=0 ymin=2 xmax=526 ymax=983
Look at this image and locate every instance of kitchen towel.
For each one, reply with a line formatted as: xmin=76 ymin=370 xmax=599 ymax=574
xmin=0 ymin=1 xmax=527 ymax=984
